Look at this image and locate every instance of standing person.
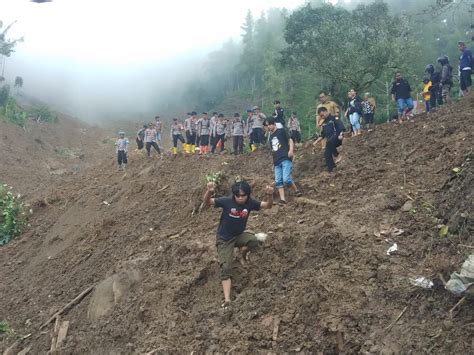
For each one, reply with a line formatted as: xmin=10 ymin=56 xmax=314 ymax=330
xmin=345 ymin=89 xmax=362 ymax=136
xmin=203 ymin=180 xmax=274 ymax=309
xmin=184 ymin=112 xmax=197 ymax=154
xmin=246 ymin=109 xmax=255 ymax=152
xmin=274 ymin=100 xmax=285 ymax=129
xmin=154 ymin=116 xmax=163 ymax=142
xmin=287 ymin=111 xmax=301 ymax=144
xmin=250 ymin=106 xmax=266 ymax=147
xmin=231 ymin=113 xmax=245 ymax=155
xmin=193 ymin=112 xmax=201 ymax=150
xmin=313 ymin=107 xmax=346 ymax=173
xmin=144 ymin=123 xmax=161 ymax=157
xmin=390 ymin=71 xmax=414 ymax=123
xmin=197 ymin=112 xmax=211 ymax=155
xmin=422 ymin=78 xmax=432 ymax=113
xmin=425 ymin=64 xmax=443 ymax=109
xmin=136 ymin=124 xmax=146 ymax=151
xmin=209 ymin=112 xmax=218 ymax=149
xmin=316 ymin=90 xmax=339 ymax=128
xmin=170 ymin=118 xmax=185 ymax=155
xmin=211 ymin=114 xmax=227 ymax=154
xmin=362 ymin=93 xmax=376 ymax=131
xmin=458 ymin=41 xmax=472 ymax=96
xmin=438 ymin=56 xmax=453 ymax=105
xmin=264 ymin=117 xmax=302 ymax=205
xmin=115 ymin=131 xmax=129 ymax=171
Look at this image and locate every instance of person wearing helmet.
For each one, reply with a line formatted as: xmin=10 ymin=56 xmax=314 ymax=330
xmin=390 ymin=71 xmax=414 ymax=123
xmin=458 ymin=41 xmax=472 ymax=95
xmin=438 ymin=55 xmax=453 ymax=105
xmin=115 ymin=131 xmax=129 ymax=171
xmin=425 ymin=64 xmax=443 ymax=109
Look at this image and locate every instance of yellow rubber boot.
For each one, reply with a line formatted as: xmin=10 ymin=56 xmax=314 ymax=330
xmin=184 ymin=144 xmax=189 ymax=154
xmin=191 ymin=144 xmax=196 ymax=154
xmin=172 ymin=147 xmax=177 ymax=155
xmin=250 ymin=144 xmax=256 ymax=152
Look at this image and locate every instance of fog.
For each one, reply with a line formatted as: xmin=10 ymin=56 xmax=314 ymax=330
xmin=1 ymin=0 xmax=308 ymax=123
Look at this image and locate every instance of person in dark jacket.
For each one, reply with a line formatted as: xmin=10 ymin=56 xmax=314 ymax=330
xmin=345 ymin=89 xmax=362 ymax=136
xmin=425 ymin=64 xmax=443 ymax=109
xmin=390 ymin=71 xmax=414 ymax=123
xmin=273 ymin=100 xmax=285 ymax=129
xmin=458 ymin=41 xmax=472 ymax=95
xmin=313 ymin=106 xmax=346 ymax=172
xmin=438 ymin=55 xmax=453 ymax=105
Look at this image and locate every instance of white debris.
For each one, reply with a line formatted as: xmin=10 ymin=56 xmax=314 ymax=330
xmin=386 ymin=243 xmax=398 ymax=255
xmin=409 ymin=277 xmax=434 ymax=289
xmin=255 ymin=233 xmax=268 ymax=242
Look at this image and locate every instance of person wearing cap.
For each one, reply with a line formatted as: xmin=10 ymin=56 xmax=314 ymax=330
xmin=458 ymin=41 xmax=472 ymax=95
xmin=184 ymin=112 xmax=197 ymax=154
xmin=170 ymin=118 xmax=185 ymax=155
xmin=246 ymin=109 xmax=256 ymax=151
xmin=425 ymin=64 xmax=443 ymax=110
xmin=250 ymin=106 xmax=266 ymax=148
xmin=231 ymin=113 xmax=245 ymax=155
xmin=115 ymin=131 xmax=129 ymax=171
xmin=154 ymin=116 xmax=162 ymax=142
xmin=144 ymin=123 xmax=162 ymax=157
xmin=264 ymin=117 xmax=302 ymax=205
xmin=197 ymin=112 xmax=211 ymax=155
xmin=211 ymin=114 xmax=227 ymax=154
xmin=273 ymin=100 xmax=285 ymax=129
xmin=209 ymin=112 xmax=218 ymax=149
xmin=438 ymin=55 xmax=453 ymax=105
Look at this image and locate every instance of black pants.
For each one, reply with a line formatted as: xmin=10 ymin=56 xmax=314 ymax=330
xmin=212 ymin=134 xmax=225 ymax=153
xmin=200 ymin=135 xmax=209 ymax=146
xmin=253 ymin=127 xmax=264 ymax=145
xmin=210 ymin=135 xmax=216 ymax=147
xmin=146 ymin=141 xmax=161 ymax=156
xmin=364 ymin=113 xmax=374 ymax=124
xmin=173 ymin=134 xmax=185 ymax=147
xmin=233 ymin=136 xmax=244 ymax=154
xmin=186 ymin=131 xmax=196 ymax=145
xmin=136 ymin=138 xmax=144 ymax=150
xmin=290 ymin=130 xmax=301 ymax=143
xmin=196 ymin=135 xmax=201 ymax=147
xmin=117 ymin=150 xmax=128 ymax=165
xmin=325 ymin=136 xmax=342 ymax=172
xmin=429 ymin=86 xmax=443 ymax=109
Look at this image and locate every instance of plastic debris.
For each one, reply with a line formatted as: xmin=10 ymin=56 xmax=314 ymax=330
xmin=255 ymin=233 xmax=268 ymax=242
xmin=102 ymin=201 xmax=110 ymax=206
xmin=446 ymin=254 xmax=474 ymax=295
xmin=386 ymin=243 xmax=398 ymax=255
xmin=409 ymin=277 xmax=434 ymax=289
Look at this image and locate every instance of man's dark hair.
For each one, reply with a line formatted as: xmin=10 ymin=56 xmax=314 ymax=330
xmin=143 ymin=124 xmax=148 ymax=128
xmin=231 ymin=181 xmax=251 ymax=198
xmin=264 ymin=117 xmax=276 ymax=126
xmin=234 ymin=113 xmax=240 ymax=117
xmin=218 ymin=113 xmax=224 ymax=118
xmin=213 ymin=112 xmax=218 ymax=115
xmin=319 ymin=90 xmax=328 ymax=96
xmin=274 ymin=100 xmax=281 ymax=104
xmin=317 ymin=106 xmax=328 ymax=114
xmin=292 ymin=111 xmax=297 ymax=115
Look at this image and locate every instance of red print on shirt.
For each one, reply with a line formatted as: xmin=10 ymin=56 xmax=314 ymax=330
xmin=229 ymin=208 xmax=249 ymax=219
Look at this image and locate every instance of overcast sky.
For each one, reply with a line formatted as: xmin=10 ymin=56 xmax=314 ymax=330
xmin=1 ymin=0 xmax=345 ymax=121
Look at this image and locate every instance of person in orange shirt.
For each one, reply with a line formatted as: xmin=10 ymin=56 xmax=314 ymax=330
xmin=422 ymin=78 xmax=432 ymax=113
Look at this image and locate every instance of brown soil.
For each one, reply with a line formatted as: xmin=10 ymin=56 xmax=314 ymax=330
xmin=0 ymin=98 xmax=473 ymax=354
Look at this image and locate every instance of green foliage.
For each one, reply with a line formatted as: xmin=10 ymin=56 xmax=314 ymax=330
xmin=0 ymin=320 xmax=13 ymax=334
xmin=3 ymin=96 xmax=27 ymax=126
xmin=30 ymin=105 xmax=57 ymax=123
xmin=206 ymin=172 xmax=225 ymax=185
xmin=0 ymin=183 xmax=29 ymax=246
xmin=0 ymin=84 xmax=9 ymax=107
xmin=0 ymin=21 xmax=23 ymax=57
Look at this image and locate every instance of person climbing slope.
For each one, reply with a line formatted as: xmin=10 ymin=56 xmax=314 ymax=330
xmin=203 ymin=180 xmax=274 ymax=309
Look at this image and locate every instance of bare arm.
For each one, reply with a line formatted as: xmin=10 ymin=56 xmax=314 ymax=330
xmin=260 ymin=185 xmax=274 ymax=209
xmin=203 ymin=182 xmax=216 ymax=207
xmin=288 ymin=137 xmax=295 ymax=158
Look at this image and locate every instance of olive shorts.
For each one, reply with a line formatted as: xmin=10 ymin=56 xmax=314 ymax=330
xmin=216 ymin=232 xmax=258 ymax=280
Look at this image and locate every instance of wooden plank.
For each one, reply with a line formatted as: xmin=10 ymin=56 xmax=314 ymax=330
xmin=56 ymin=321 xmax=70 ymax=348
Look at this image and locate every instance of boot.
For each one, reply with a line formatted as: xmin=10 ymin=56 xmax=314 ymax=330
xmin=199 ymin=145 xmax=204 ymax=155
xmin=250 ymin=144 xmax=256 ymax=152
xmin=172 ymin=147 xmax=177 ymax=155
xmin=191 ymin=144 xmax=196 ymax=154
xmin=184 ymin=143 xmax=189 ymax=154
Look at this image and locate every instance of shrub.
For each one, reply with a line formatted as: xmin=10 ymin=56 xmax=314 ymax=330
xmin=0 ymin=183 xmax=30 ymax=245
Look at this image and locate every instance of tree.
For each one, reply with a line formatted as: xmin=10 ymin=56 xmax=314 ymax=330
xmin=282 ymin=3 xmax=415 ymax=92
xmin=14 ymin=76 xmax=23 ymax=94
xmin=0 ymin=21 xmax=23 ymax=57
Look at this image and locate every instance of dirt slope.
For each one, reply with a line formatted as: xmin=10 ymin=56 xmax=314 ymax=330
xmin=0 ymin=98 xmax=473 ymax=354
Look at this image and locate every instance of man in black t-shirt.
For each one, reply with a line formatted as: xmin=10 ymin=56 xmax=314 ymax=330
xmin=265 ymin=117 xmax=302 ymax=205
xmin=390 ymin=71 xmax=414 ymax=122
xmin=204 ymin=181 xmax=274 ymax=308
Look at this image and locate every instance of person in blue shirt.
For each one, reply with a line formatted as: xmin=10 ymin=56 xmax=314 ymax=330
xmin=458 ymin=41 xmax=472 ymax=96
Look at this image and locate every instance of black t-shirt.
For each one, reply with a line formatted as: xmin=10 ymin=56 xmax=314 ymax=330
xmin=390 ymin=79 xmax=412 ymax=100
xmin=270 ymin=128 xmax=291 ymax=166
xmin=275 ymin=107 xmax=285 ymax=125
xmin=215 ymin=196 xmax=261 ymax=241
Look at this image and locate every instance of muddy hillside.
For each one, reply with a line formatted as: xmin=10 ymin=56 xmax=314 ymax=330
xmin=0 ymin=98 xmax=473 ymax=354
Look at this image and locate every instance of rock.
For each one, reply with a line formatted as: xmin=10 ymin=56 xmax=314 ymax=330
xmin=401 ymin=201 xmax=413 ymax=212
xmin=87 ymin=267 xmax=141 ymax=321
xmin=442 ymin=320 xmax=454 ymax=331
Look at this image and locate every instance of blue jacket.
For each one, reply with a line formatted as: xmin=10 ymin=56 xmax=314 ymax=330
xmin=459 ymin=49 xmax=472 ymax=70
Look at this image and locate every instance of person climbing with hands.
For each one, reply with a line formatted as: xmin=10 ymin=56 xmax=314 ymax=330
xmin=203 ymin=180 xmax=274 ymax=309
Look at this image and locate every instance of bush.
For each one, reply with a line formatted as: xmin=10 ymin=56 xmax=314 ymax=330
xmin=30 ymin=105 xmax=57 ymax=123
xmin=0 ymin=84 xmax=10 ymax=107
xmin=0 ymin=183 xmax=30 ymax=245
xmin=4 ymin=96 xmax=27 ymax=126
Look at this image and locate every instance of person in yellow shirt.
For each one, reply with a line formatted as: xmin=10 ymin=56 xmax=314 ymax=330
xmin=422 ymin=78 xmax=432 ymax=113
xmin=316 ymin=90 xmax=340 ymax=149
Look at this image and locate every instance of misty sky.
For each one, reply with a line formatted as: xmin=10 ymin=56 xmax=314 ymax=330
xmin=1 ymin=0 xmax=343 ymax=121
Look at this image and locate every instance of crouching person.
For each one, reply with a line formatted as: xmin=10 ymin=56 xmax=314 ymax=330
xmin=203 ymin=181 xmax=274 ymax=309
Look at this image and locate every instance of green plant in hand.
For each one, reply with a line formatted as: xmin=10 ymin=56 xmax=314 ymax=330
xmin=206 ymin=171 xmax=225 ymax=185
xmin=0 ymin=183 xmax=30 ymax=245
